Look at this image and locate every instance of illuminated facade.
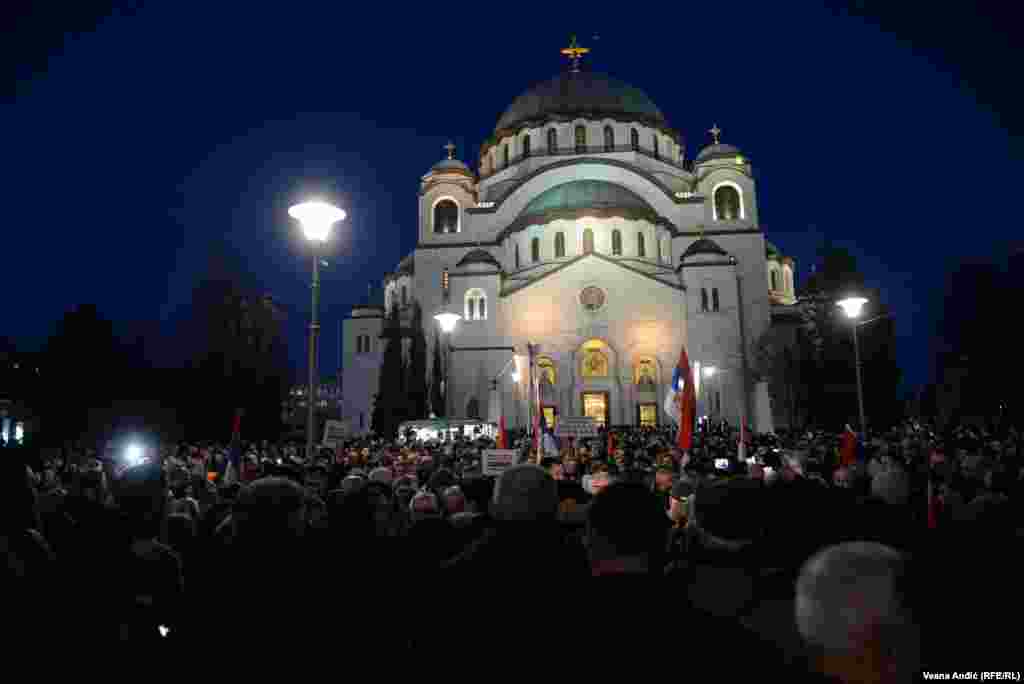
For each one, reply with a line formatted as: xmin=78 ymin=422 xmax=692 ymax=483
xmin=343 ymin=49 xmax=797 ymax=434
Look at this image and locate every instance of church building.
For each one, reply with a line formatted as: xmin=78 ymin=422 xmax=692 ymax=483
xmin=343 ymin=41 xmax=798 ymax=436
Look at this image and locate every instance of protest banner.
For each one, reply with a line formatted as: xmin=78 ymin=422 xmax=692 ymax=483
xmin=482 ymin=449 xmax=518 ymax=477
xmin=554 ymin=416 xmax=599 ymax=439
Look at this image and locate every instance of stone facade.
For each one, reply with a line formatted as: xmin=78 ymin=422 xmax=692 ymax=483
xmin=342 ymin=69 xmax=797 ymax=435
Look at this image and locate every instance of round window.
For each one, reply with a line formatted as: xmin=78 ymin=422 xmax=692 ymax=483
xmin=579 ymin=286 xmax=606 ymax=312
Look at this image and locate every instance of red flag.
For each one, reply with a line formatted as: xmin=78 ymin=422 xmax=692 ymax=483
xmin=839 ymin=426 xmax=857 ymax=467
xmin=676 ymin=345 xmax=697 ymax=451
xmin=927 ymin=478 xmax=940 ymax=530
xmin=530 ymin=347 xmax=541 ymax=455
xmin=607 ymin=430 xmax=615 ymax=459
xmin=497 ymin=415 xmax=507 ymax=449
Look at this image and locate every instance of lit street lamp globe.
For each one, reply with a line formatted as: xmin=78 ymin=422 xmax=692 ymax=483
xmin=434 ymin=311 xmax=461 ymax=334
xmin=289 ymin=200 xmax=346 ymax=243
xmin=837 ymin=296 xmax=868 ymax=319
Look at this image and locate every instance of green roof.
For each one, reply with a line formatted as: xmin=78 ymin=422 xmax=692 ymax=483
xmin=521 ymin=180 xmax=653 ymax=217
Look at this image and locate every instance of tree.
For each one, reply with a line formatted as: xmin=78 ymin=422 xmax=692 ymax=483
xmin=406 ymin=301 xmax=428 ymax=420
xmin=795 ymin=246 xmax=902 ymax=432
xmin=371 ymin=303 xmax=405 ymax=439
xmin=430 ymin=327 xmax=445 ymax=418
xmin=178 ymin=247 xmax=290 ymax=442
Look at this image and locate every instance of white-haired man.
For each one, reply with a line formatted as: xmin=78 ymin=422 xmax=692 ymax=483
xmin=795 ymin=542 xmax=920 ymax=684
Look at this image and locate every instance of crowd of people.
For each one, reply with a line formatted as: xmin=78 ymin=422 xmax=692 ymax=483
xmin=2 ymin=418 xmax=1021 ymax=678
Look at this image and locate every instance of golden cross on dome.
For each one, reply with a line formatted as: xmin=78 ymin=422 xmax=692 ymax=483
xmin=709 ymin=124 xmax=722 ymax=145
xmin=561 ymin=34 xmax=590 ymax=72
xmin=444 ymin=141 xmax=455 ymax=160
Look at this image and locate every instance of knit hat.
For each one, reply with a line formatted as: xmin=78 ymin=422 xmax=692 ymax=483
xmin=492 ymin=464 xmax=558 ymax=522
xmin=692 ymin=479 xmax=762 ymax=541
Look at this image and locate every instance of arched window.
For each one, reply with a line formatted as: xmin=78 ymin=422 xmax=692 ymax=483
xmin=515 ymin=243 xmax=520 ymax=269
xmin=547 ymin=128 xmax=557 ymax=153
xmin=582 ymin=228 xmax=595 ymax=254
xmin=356 ymin=335 xmax=362 ymax=354
xmin=465 ymin=288 xmax=487 ymax=321
xmin=656 ymin=237 xmax=662 ymax=262
xmin=630 ymin=128 xmax=639 ymax=150
xmin=401 ymin=285 xmax=407 ymax=306
xmin=612 ymin=229 xmax=622 ymax=256
xmin=433 ymin=198 xmax=458 ymax=233
xmin=701 ymin=288 xmax=709 ymax=312
xmin=466 ymin=397 xmax=480 ymax=419
xmin=604 ymin=125 xmax=614 ymax=152
xmin=502 ymin=144 xmax=509 ymax=167
xmin=653 ymin=133 xmax=660 ymax=159
xmin=537 ymin=357 xmax=557 ymax=386
xmin=522 ymin=134 xmax=531 ymax=158
xmin=575 ymin=125 xmax=586 ymax=153
xmin=555 ymin=231 xmax=565 ymax=258
xmin=712 ymin=288 xmax=720 ymax=312
xmin=662 ymin=238 xmax=671 ymax=263
xmin=637 ymin=232 xmax=646 ymax=257
xmin=635 ymin=356 xmax=658 ymax=387
xmin=441 ymin=268 xmax=449 ymax=298
xmin=531 ymin=237 xmax=540 ymax=262
xmin=580 ymin=339 xmax=610 ymax=378
xmin=714 ymin=184 xmax=742 ymax=221
xmin=770 ymin=270 xmax=778 ymax=291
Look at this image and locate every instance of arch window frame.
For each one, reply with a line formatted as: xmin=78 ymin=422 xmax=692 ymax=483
xmin=531 ymin=236 xmax=540 ymax=263
xmin=555 ymin=231 xmax=566 ymax=258
xmin=521 ymin=133 xmax=531 ymax=158
xmin=547 ymin=128 xmax=557 ymax=154
xmin=652 ymin=133 xmax=660 ymax=159
xmin=431 ymin=196 xmax=461 ymax=234
xmin=711 ymin=181 xmax=745 ymax=221
xmin=634 ymin=355 xmax=659 ymax=387
xmin=603 ymin=125 xmax=614 ymax=152
xmin=515 ymin=243 xmax=520 ymax=269
xmin=637 ymin=231 xmax=646 ymax=258
xmin=770 ymin=269 xmax=779 ymax=292
xmin=662 ymin=237 xmax=671 ymax=264
xmin=536 ymin=356 xmax=557 ymax=387
xmin=611 ymin=229 xmax=622 ymax=256
xmin=464 ymin=287 xmax=488 ymax=321
xmin=630 ymin=128 xmax=639 ymax=150
xmin=579 ymin=339 xmax=611 ymax=379
xmin=712 ymin=287 xmax=720 ymax=312
xmin=502 ymin=144 xmax=509 ymax=167
xmin=401 ymin=284 xmax=407 ymax=306
xmin=701 ymin=287 xmax=709 ymax=313
xmin=575 ymin=125 xmax=587 ymax=153
xmin=582 ymin=227 xmax=595 ymax=254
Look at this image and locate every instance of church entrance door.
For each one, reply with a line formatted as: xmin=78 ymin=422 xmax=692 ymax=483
xmin=581 ymin=391 xmax=609 ymax=427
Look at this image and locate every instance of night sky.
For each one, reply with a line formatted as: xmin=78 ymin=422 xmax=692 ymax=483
xmin=3 ymin=1 xmax=1020 ymax=391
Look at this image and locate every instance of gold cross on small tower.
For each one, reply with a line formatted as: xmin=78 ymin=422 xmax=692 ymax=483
xmin=709 ymin=124 xmax=722 ymax=145
xmin=561 ymin=34 xmax=590 ymax=73
xmin=444 ymin=141 xmax=456 ymax=160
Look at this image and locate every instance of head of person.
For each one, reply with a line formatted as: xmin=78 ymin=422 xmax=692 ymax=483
xmin=586 ymin=482 xmax=669 ymax=575
xmin=540 ymin=457 xmax=562 ymax=481
xmin=689 ymin=479 xmax=763 ymax=550
xmin=111 ymin=460 xmax=168 ymax=538
xmin=796 ymin=542 xmax=920 ymax=684
xmin=669 ymin=479 xmax=694 ymax=524
xmin=654 ymin=467 xmax=675 ymax=493
xmin=833 ymin=467 xmax=852 ymax=489
xmin=442 ymin=485 xmax=466 ymax=516
xmin=409 ymin=490 xmax=440 ymax=523
xmin=491 ymin=464 xmax=558 ymax=523
xmin=870 ymin=468 xmax=909 ymax=505
xmin=232 ymin=477 xmax=307 ymax=546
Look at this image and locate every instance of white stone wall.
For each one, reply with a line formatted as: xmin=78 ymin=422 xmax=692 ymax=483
xmin=342 ymin=311 xmax=384 ymax=434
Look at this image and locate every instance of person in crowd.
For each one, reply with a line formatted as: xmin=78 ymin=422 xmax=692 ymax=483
xmin=795 ymin=542 xmax=921 ymax=684
xmin=586 ymin=482 xmax=668 ymax=576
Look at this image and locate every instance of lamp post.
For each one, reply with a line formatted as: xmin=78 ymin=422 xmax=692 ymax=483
xmin=434 ymin=308 xmax=461 ymax=440
xmin=837 ymin=295 xmax=869 ymax=440
xmin=289 ymin=200 xmax=346 ymax=460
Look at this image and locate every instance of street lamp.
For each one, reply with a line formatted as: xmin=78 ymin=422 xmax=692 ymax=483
xmin=289 ymin=200 xmax=346 ymax=460
xmin=433 ymin=308 xmax=461 ymax=437
xmin=837 ymin=295 xmax=869 ymax=440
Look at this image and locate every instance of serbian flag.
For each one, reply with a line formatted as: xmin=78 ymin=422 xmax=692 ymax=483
xmin=672 ymin=344 xmax=697 ymax=451
xmin=496 ymin=415 xmax=508 ymax=449
xmin=530 ymin=348 xmax=541 ymax=454
xmin=608 ymin=430 xmax=615 ymax=460
xmin=225 ymin=410 xmax=243 ymax=484
xmin=839 ymin=425 xmax=857 ymax=467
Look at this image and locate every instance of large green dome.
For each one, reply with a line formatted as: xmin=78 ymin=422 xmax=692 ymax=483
xmin=495 ymin=71 xmax=668 ymax=134
xmin=520 ymin=180 xmax=653 ymax=217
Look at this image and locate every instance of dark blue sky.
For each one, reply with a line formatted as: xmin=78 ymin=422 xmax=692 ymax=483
xmin=3 ymin=1 xmax=1020 ymax=390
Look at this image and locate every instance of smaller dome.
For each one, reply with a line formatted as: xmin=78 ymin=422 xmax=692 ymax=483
xmin=456 ymin=249 xmax=501 ymax=269
xmin=696 ymin=143 xmax=743 ymax=164
xmin=430 ymin=158 xmax=473 ymax=176
xmin=683 ymin=237 xmax=729 ymax=259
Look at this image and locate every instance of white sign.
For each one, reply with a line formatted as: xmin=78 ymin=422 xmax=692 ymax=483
xmin=482 ymin=449 xmax=518 ymax=477
xmin=555 ymin=416 xmax=599 ymax=438
xmin=322 ymin=419 xmax=349 ymax=446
